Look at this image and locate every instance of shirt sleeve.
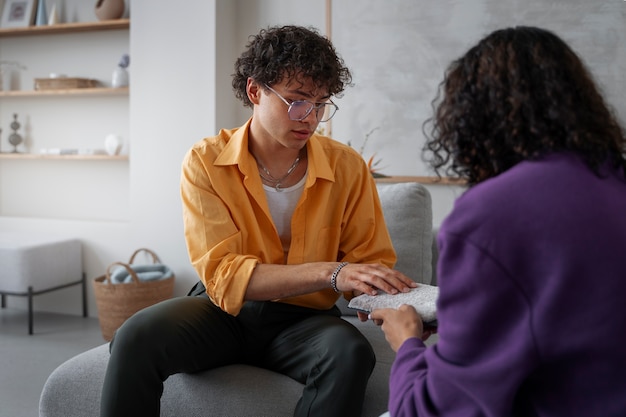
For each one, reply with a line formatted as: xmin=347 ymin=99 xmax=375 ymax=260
xmin=180 ymin=147 xmax=259 ymax=316
xmin=388 ymin=232 xmax=539 ymax=417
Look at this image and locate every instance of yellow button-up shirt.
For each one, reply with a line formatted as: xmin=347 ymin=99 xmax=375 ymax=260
xmin=181 ymin=119 xmax=396 ymax=315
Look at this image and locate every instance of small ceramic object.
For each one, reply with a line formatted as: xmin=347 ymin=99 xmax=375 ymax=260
xmin=112 ymin=67 xmax=129 ymax=88
xmin=35 ymin=0 xmax=48 ymax=26
xmin=1 ymin=67 xmax=13 ymax=91
xmin=112 ymin=54 xmax=130 ymax=88
xmin=104 ymin=134 xmax=122 ymax=156
xmin=48 ymin=4 xmax=60 ymax=25
xmin=95 ymin=0 xmax=125 ymax=21
xmin=0 ymin=61 xmax=23 ymax=91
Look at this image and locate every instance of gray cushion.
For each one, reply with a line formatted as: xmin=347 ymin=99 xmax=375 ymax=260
xmin=39 ymin=344 xmax=107 ymax=417
xmin=376 ymin=182 xmax=433 ymax=284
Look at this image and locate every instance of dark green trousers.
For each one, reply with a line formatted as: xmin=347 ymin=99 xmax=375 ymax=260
xmin=100 ymin=287 xmax=375 ymax=417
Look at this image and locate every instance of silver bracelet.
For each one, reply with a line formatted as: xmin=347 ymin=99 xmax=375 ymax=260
xmin=330 ymin=262 xmax=349 ymax=293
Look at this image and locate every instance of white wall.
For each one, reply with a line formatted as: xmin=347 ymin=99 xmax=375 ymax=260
xmin=232 ymin=0 xmax=328 ymax=125
xmin=126 ymin=0 xmax=223 ymax=298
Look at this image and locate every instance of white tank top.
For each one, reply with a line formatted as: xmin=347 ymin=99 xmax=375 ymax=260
xmin=262 ymin=173 xmax=307 ymax=255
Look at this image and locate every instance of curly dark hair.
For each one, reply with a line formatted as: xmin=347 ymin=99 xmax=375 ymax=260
xmin=422 ymin=26 xmax=626 ymax=185
xmin=232 ymin=25 xmax=352 ymax=107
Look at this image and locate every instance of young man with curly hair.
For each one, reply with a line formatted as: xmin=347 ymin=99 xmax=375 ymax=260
xmin=100 ymin=25 xmax=416 ymax=417
xmin=372 ymin=26 xmax=626 ymax=417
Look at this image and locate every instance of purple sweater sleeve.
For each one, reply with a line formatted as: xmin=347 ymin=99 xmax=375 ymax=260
xmin=389 ymin=233 xmax=538 ymax=417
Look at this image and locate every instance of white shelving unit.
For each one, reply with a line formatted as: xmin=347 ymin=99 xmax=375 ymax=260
xmin=0 ymin=19 xmax=130 ymax=220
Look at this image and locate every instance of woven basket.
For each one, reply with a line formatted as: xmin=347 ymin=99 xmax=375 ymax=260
xmin=93 ymin=248 xmax=175 ymax=341
xmin=34 ymin=77 xmax=98 ymax=90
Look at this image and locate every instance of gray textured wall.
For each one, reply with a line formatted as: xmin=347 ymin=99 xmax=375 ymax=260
xmin=331 ymin=1 xmax=626 ymax=176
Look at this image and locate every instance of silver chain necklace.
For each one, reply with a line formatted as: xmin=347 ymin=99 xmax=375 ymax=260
xmin=256 ymin=155 xmax=301 ymax=192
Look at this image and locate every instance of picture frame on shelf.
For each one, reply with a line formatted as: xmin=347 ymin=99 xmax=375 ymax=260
xmin=0 ymin=0 xmax=37 ymax=29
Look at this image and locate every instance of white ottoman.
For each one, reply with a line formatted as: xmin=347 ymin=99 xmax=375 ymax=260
xmin=0 ymin=232 xmax=85 ymax=334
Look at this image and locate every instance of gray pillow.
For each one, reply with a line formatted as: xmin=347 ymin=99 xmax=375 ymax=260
xmin=376 ymin=182 xmax=433 ymax=284
xmin=337 ymin=181 xmax=433 ymax=316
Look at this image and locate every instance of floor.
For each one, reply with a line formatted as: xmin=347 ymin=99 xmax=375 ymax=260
xmin=0 ymin=308 xmax=105 ymax=417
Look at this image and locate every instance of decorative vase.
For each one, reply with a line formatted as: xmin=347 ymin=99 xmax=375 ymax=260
xmin=0 ymin=62 xmax=22 ymax=91
xmin=104 ymin=134 xmax=122 ymax=156
xmin=112 ymin=66 xmax=129 ymax=88
xmin=35 ymin=0 xmax=48 ymax=26
xmin=95 ymin=0 xmax=125 ymax=21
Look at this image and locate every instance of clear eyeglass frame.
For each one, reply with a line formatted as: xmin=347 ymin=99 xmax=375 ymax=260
xmin=264 ymin=84 xmax=338 ymax=123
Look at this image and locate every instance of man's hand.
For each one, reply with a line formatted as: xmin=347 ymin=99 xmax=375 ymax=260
xmin=369 ymin=305 xmax=425 ymax=352
xmin=336 ymin=263 xmax=417 ymax=296
xmin=247 ymin=262 xmax=416 ymax=302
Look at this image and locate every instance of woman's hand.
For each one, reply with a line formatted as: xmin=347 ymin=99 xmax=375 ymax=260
xmin=369 ymin=305 xmax=426 ymax=352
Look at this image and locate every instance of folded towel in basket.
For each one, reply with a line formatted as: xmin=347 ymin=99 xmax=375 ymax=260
xmin=109 ymin=264 xmax=174 ymax=284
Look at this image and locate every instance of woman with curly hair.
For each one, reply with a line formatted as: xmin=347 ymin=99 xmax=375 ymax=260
xmin=100 ymin=25 xmax=416 ymax=417
xmin=372 ymin=26 xmax=626 ymax=416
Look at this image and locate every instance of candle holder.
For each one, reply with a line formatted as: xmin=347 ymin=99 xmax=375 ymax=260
xmin=8 ymin=114 xmax=23 ymax=153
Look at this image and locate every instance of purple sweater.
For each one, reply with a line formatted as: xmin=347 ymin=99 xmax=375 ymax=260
xmin=389 ymin=153 xmax=626 ymax=416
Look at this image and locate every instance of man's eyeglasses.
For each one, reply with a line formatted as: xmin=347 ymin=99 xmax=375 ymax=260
xmin=264 ymin=84 xmax=338 ymax=123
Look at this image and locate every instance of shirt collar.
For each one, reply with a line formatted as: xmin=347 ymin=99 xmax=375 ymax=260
xmin=215 ymin=118 xmax=335 ymax=184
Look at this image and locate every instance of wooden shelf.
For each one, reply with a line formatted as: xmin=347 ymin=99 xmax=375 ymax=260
xmin=0 ymin=153 xmax=128 ymax=160
xmin=0 ymin=19 xmax=129 ymax=38
xmin=0 ymin=87 xmax=129 ymax=98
